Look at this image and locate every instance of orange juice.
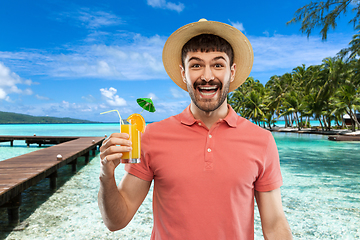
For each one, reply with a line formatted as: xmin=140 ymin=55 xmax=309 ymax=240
xmin=120 ymin=120 xmax=141 ymax=163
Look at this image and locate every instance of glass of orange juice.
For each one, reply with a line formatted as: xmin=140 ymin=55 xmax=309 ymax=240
xmin=101 ymin=110 xmax=145 ymax=164
xmin=120 ymin=118 xmax=141 ymax=163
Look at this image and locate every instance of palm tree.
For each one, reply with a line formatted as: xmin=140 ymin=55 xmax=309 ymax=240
xmin=229 ymin=77 xmax=267 ymax=126
xmin=331 ymin=65 xmax=360 ymax=131
xmin=339 ymin=26 xmax=360 ymax=60
xmin=266 ymin=75 xmax=288 ymax=127
xmin=282 ymin=91 xmax=302 ymax=130
xmin=287 ymin=0 xmax=360 ymax=41
xmin=243 ymin=90 xmax=266 ymax=126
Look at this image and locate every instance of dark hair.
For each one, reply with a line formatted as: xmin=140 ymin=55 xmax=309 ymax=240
xmin=181 ymin=34 xmax=234 ymax=67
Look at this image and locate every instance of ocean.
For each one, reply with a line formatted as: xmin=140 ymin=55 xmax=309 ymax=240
xmin=0 ymin=123 xmax=359 ymax=239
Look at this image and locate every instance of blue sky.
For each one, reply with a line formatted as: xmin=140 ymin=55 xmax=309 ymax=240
xmin=0 ymin=0 xmax=356 ymax=122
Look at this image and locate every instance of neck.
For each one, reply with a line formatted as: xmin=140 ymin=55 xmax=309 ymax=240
xmin=190 ymin=101 xmax=229 ymax=129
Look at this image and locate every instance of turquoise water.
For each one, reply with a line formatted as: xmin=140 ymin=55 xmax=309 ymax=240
xmin=0 ymin=124 xmax=359 ymax=239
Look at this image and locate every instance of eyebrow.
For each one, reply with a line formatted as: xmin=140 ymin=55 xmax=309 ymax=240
xmin=187 ymin=56 xmax=227 ymax=63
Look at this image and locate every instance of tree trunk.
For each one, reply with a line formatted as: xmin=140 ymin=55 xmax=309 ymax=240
xmin=345 ymin=109 xmax=355 ymax=132
xmin=322 ymin=115 xmax=328 ymax=131
xmin=319 ymin=119 xmax=324 ymax=131
xmin=349 ymin=109 xmax=360 ymax=131
xmin=284 ymin=115 xmax=289 ymax=128
xmin=295 ymin=112 xmax=301 ymax=130
xmin=341 ymin=117 xmax=347 ymax=129
xmin=327 ymin=115 xmax=331 ymax=131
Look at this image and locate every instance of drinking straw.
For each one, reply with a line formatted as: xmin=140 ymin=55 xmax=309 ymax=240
xmin=100 ymin=110 xmax=122 ymax=133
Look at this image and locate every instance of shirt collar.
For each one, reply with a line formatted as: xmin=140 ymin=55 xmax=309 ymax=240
xmin=223 ymin=105 xmax=237 ymax=128
xmin=180 ymin=104 xmax=238 ymax=128
xmin=180 ymin=105 xmax=197 ymax=126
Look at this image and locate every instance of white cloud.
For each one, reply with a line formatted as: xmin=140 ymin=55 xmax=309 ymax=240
xmin=147 ymin=0 xmax=185 ymax=12
xmin=79 ymin=9 xmax=122 ymax=29
xmin=100 ymin=87 xmax=127 ymax=107
xmin=155 ymin=100 xmax=189 ymax=114
xmin=263 ymin=31 xmax=270 ymax=37
xmin=82 ymin=94 xmax=96 ymax=102
xmin=0 ymin=34 xmax=166 ymax=80
xmin=58 ymin=8 xmax=123 ymax=29
xmin=170 ymin=87 xmax=187 ymax=98
xmin=0 ymin=88 xmax=7 ymax=100
xmin=0 ymin=31 xmax=352 ymax=86
xmin=147 ymin=93 xmax=158 ymax=100
xmin=230 ymin=20 xmax=245 ymax=32
xmin=0 ymin=62 xmax=33 ymax=101
xmin=249 ymin=33 xmax=352 ymax=81
xmin=35 ymin=94 xmax=50 ymax=100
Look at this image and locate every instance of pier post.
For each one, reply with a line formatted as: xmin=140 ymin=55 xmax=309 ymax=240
xmin=84 ymin=152 xmax=90 ymax=164
xmin=1 ymin=194 xmax=22 ymax=225
xmin=10 ymin=140 xmax=14 ymax=147
xmin=71 ymin=159 xmax=77 ymax=172
xmin=47 ymin=171 xmax=58 ymax=190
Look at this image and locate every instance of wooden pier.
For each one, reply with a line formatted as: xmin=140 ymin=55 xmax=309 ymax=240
xmin=0 ymin=136 xmax=105 ymax=224
xmin=328 ymin=135 xmax=360 ymax=141
xmin=0 ymin=135 xmax=77 ymax=147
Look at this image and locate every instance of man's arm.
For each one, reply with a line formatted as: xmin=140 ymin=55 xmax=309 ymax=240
xmin=98 ymin=133 xmax=151 ymax=231
xmin=98 ymin=172 xmax=151 ymax=231
xmin=255 ymin=188 xmax=293 ymax=240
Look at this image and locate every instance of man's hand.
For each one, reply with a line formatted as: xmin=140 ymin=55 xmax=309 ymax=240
xmin=99 ymin=133 xmax=132 ymax=180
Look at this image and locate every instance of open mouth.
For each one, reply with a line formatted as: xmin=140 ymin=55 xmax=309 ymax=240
xmin=194 ymin=79 xmax=222 ymax=98
xmin=197 ymin=85 xmax=219 ymax=96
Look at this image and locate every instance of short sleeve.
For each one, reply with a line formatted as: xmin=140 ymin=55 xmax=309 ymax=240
xmin=254 ymin=132 xmax=283 ymax=192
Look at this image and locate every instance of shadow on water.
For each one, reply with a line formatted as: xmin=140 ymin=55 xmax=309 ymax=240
xmin=0 ymin=151 xmax=98 ymax=239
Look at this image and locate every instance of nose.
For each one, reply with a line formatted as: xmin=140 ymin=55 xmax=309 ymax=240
xmin=201 ymin=65 xmax=215 ymax=82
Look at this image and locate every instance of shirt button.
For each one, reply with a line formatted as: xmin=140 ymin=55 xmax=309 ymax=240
xmin=209 ymin=135 xmax=212 ymax=138
xmin=207 ymin=148 xmax=211 ymax=152
xmin=198 ymin=122 xmax=202 ymax=126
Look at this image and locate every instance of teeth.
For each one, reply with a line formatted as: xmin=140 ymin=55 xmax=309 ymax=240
xmin=201 ymin=91 xmax=217 ymax=96
xmin=199 ymin=86 xmax=217 ymax=90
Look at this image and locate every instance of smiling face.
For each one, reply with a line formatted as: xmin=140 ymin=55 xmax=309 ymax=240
xmin=181 ymin=51 xmax=236 ymax=113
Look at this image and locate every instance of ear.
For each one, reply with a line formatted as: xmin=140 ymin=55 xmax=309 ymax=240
xmin=179 ymin=65 xmax=186 ymax=83
xmin=230 ymin=63 xmax=236 ymax=83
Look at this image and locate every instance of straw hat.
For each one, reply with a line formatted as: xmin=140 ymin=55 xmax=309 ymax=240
xmin=162 ymin=19 xmax=254 ymax=92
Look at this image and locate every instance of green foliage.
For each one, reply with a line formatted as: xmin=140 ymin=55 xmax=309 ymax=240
xmin=339 ymin=25 xmax=360 ymax=59
xmin=0 ymin=111 xmax=96 ymax=124
xmin=287 ymin=0 xmax=359 ymax=40
xmin=288 ymin=0 xmax=360 ymax=60
xmin=236 ymin=0 xmax=360 ymax=131
xmin=229 ymin=57 xmax=360 ymax=131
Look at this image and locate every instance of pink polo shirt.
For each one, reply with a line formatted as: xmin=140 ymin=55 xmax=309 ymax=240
xmin=125 ymin=105 xmax=282 ymax=240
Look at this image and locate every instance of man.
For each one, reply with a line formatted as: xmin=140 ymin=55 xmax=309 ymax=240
xmin=98 ymin=19 xmax=293 ymax=239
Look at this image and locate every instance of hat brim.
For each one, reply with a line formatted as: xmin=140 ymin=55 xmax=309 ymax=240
xmin=162 ymin=20 xmax=254 ymax=92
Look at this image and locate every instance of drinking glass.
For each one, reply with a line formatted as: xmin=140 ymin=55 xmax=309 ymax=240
xmin=120 ymin=119 xmax=141 ymax=163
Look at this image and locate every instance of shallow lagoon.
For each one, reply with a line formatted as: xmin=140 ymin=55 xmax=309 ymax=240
xmin=0 ymin=124 xmax=359 ymax=239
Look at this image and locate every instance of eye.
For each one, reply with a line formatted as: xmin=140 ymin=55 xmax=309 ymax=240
xmin=191 ymin=64 xmax=201 ymax=68
xmin=214 ymin=63 xmax=223 ymax=68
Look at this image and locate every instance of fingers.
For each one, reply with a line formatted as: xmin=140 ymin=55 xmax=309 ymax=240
xmin=99 ymin=133 xmax=132 ymax=163
xmin=100 ymin=155 xmax=121 ymax=166
xmin=100 ymin=152 xmax=123 ymax=163
xmin=100 ymin=133 xmax=131 ymax=152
